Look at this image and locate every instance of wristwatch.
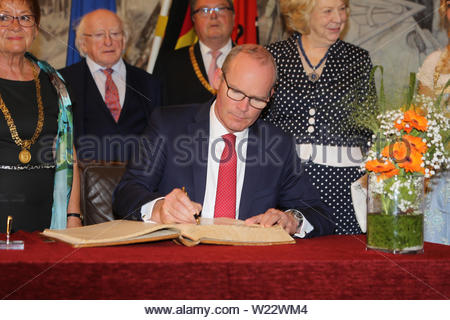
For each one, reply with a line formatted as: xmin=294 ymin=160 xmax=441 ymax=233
xmin=284 ymin=209 xmax=304 ymax=231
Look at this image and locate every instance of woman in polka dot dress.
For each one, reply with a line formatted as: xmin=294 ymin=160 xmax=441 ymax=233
xmin=264 ymin=0 xmax=376 ymax=234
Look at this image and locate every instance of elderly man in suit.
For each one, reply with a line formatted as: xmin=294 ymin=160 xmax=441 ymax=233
xmin=60 ymin=9 xmax=160 ymax=161
xmin=154 ymin=0 xmax=234 ymax=106
xmin=113 ymin=44 xmax=335 ymax=238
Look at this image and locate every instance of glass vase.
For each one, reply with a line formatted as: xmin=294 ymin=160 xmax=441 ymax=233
xmin=366 ymin=173 xmax=424 ymax=254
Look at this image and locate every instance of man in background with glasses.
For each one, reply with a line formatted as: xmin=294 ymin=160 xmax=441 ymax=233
xmin=60 ymin=9 xmax=160 ymax=162
xmin=114 ymin=44 xmax=334 ymax=238
xmin=154 ymin=0 xmax=234 ymax=106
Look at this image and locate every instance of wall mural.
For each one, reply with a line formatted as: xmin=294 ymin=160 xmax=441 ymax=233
xmin=345 ymin=0 xmax=446 ymax=97
xmin=30 ymin=0 xmax=71 ymax=68
xmin=31 ymin=0 xmax=446 ymax=96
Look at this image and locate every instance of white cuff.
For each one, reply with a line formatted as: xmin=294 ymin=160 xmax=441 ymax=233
xmin=294 ymin=215 xmax=314 ymax=238
xmin=140 ymin=197 xmax=164 ymax=222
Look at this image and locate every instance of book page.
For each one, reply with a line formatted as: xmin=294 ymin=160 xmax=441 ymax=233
xmin=41 ymin=219 xmax=295 ymax=247
xmin=42 ymin=220 xmax=180 ymax=246
xmin=176 ymin=218 xmax=294 ymax=246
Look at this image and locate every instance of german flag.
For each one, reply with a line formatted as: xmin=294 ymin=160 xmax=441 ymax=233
xmin=175 ymin=4 xmax=196 ymax=49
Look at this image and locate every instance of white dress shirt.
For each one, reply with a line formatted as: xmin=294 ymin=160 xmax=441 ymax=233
xmin=85 ymin=56 xmax=127 ymax=108
xmin=198 ymin=40 xmax=232 ymax=72
xmin=201 ymin=101 xmax=247 ymax=218
xmin=140 ymin=101 xmax=246 ymax=219
xmin=140 ymin=102 xmax=313 ymax=237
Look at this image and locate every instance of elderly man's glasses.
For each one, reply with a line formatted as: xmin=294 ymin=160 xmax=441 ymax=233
xmin=0 ymin=14 xmax=36 ymax=27
xmin=83 ymin=31 xmax=123 ymax=41
xmin=192 ymin=7 xmax=233 ymax=17
xmin=222 ymin=73 xmax=270 ymax=110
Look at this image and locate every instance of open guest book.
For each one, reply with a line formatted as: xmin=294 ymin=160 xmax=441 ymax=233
xmin=41 ymin=218 xmax=295 ymax=247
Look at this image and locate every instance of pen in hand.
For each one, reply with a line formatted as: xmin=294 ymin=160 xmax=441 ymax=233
xmin=182 ymin=187 xmax=201 ymax=225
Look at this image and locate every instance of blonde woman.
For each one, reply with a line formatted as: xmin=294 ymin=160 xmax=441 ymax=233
xmin=264 ymin=0 xmax=376 ymax=234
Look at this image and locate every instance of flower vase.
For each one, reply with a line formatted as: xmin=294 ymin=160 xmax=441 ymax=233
xmin=366 ymin=173 xmax=424 ymax=254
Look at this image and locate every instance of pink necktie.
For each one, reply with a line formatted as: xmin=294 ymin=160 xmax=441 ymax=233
xmin=102 ymin=68 xmax=121 ymax=122
xmin=207 ymin=50 xmax=222 ymax=85
xmin=214 ymin=133 xmax=237 ymax=218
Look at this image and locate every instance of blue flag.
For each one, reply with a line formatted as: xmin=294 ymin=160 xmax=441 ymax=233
xmin=66 ymin=0 xmax=117 ymax=66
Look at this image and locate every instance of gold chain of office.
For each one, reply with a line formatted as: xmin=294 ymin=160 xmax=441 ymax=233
xmin=0 ymin=62 xmax=44 ymax=164
xmin=189 ymin=44 xmax=217 ymax=95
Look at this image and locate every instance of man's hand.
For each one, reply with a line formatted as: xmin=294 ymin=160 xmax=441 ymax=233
xmin=245 ymin=208 xmax=299 ymax=235
xmin=151 ymin=188 xmax=202 ymax=224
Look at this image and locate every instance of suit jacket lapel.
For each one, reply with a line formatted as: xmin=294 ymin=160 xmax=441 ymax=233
xmin=238 ymin=122 xmax=262 ymax=220
xmin=120 ymin=62 xmax=132 ymax=123
xmin=83 ymin=59 xmax=120 ymax=125
xmin=187 ymin=102 xmax=211 ymax=204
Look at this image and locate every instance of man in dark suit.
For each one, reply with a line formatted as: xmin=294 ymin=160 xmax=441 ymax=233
xmin=60 ymin=9 xmax=160 ymax=161
xmin=113 ymin=44 xmax=335 ymax=237
xmin=153 ymin=0 xmax=234 ymax=106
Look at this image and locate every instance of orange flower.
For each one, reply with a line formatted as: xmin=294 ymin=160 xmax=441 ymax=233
xmin=395 ymin=109 xmax=428 ymax=133
xmin=382 ymin=142 xmax=408 ymax=161
xmin=379 ymin=167 xmax=400 ymax=180
xmin=366 ymin=159 xmax=400 ymax=180
xmin=394 ymin=118 xmax=412 ymax=133
xmin=397 ymin=149 xmax=425 ymax=173
xmin=366 ymin=159 xmax=396 ymax=173
xmin=403 ymin=135 xmax=428 ymax=154
xmin=405 ymin=109 xmax=428 ymax=131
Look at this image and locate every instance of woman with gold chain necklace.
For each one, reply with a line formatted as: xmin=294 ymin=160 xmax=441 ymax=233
xmin=417 ymin=0 xmax=449 ymax=245
xmin=0 ymin=0 xmax=80 ymax=232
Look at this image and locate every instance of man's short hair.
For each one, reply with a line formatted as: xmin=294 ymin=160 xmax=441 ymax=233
xmin=74 ymin=10 xmax=128 ymax=57
xmin=190 ymin=0 xmax=234 ymax=16
xmin=221 ymin=44 xmax=277 ymax=87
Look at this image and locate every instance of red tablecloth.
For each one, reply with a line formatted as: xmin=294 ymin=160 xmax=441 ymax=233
xmin=1 ymin=231 xmax=449 ymax=299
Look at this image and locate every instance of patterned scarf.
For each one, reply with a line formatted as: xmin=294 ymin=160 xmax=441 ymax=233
xmin=25 ymin=52 xmax=74 ymax=229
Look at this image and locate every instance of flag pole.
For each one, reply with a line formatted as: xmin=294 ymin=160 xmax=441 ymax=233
xmin=147 ymin=0 xmax=172 ymax=73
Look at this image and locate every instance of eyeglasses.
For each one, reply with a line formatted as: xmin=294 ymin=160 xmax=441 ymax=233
xmin=83 ymin=31 xmax=123 ymax=41
xmin=222 ymin=73 xmax=270 ymax=110
xmin=0 ymin=14 xmax=36 ymax=27
xmin=192 ymin=7 xmax=233 ymax=17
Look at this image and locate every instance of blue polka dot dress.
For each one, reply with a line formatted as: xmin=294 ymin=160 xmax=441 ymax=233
xmin=264 ymin=32 xmax=376 ymax=234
